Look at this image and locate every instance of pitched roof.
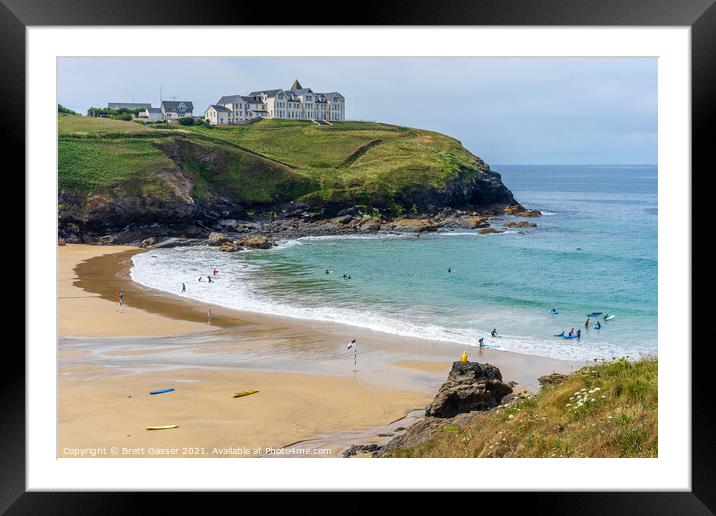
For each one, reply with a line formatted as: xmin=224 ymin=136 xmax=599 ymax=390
xmin=292 ymin=88 xmax=313 ymax=96
xmin=289 ymin=79 xmax=303 ymax=90
xmin=208 ymin=104 xmax=231 ymax=113
xmin=146 ymin=107 xmax=162 ymax=113
xmin=317 ymin=92 xmax=343 ymax=100
xmin=161 ymin=100 xmax=194 ymax=112
xmin=249 ymin=89 xmax=283 ymax=98
xmin=242 ymin=96 xmax=263 ymax=103
xmin=217 ymin=95 xmax=243 ymax=105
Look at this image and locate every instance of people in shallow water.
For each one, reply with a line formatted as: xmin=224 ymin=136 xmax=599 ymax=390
xmin=604 ymin=313 xmax=611 ymax=320
xmin=556 ymin=330 xmax=565 ymax=337
xmin=460 ymin=351 xmax=468 ymax=363
xmin=594 ymin=321 xmax=601 ymax=329
xmin=491 ymin=329 xmax=498 ymax=337
xmin=199 ymin=277 xmax=203 ymax=282
xmin=181 ymin=283 xmax=186 ymax=293
xmin=568 ymin=328 xmax=574 ymax=337
xmin=576 ymin=329 xmax=582 ymax=340
xmin=207 ymin=275 xmax=212 ymax=283
xmin=584 ymin=318 xmax=590 ymax=328
xmin=448 ymin=267 xmax=452 ymax=273
xmin=479 ymin=337 xmax=485 ymax=348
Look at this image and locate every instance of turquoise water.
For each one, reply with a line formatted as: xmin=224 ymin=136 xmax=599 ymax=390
xmin=132 ymin=165 xmax=657 ymax=361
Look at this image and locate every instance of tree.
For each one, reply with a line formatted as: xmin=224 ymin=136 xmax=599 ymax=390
xmin=58 ymin=104 xmax=77 ymax=115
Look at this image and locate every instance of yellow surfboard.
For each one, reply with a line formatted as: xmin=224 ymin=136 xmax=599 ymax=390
xmin=146 ymin=425 xmax=178 ymax=431
xmin=233 ymin=390 xmax=259 ymax=398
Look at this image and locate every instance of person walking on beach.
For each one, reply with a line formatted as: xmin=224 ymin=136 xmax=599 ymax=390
xmin=118 ymin=288 xmax=123 ymax=307
xmin=182 ymin=282 xmax=186 ymax=293
xmin=208 ymin=309 xmax=212 ymax=324
xmin=460 ymin=351 xmax=468 ymax=362
xmin=347 ymin=339 xmax=358 ymax=369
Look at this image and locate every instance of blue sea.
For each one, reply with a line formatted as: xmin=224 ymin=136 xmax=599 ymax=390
xmin=131 ymin=165 xmax=658 ymax=362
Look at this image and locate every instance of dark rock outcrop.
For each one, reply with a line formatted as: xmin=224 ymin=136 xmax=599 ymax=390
xmin=425 ymin=361 xmax=513 ymax=419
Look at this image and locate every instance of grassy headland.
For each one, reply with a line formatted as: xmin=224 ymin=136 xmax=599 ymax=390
xmin=385 ymin=357 xmax=657 ymax=458
xmin=58 ymin=115 xmax=487 ymax=211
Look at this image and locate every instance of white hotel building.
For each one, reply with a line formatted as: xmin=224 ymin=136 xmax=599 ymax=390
xmin=204 ymin=79 xmax=345 ymax=125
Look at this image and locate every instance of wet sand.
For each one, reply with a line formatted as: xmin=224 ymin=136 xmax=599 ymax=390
xmin=58 ymin=244 xmax=581 ymax=457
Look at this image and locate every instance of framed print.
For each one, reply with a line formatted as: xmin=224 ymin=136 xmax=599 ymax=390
xmin=4 ymin=0 xmax=712 ymax=511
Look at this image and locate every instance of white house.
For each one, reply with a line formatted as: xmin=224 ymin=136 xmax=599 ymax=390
xmin=204 ymin=104 xmax=231 ymax=125
xmin=140 ymin=107 xmax=164 ymax=120
xmin=205 ymin=80 xmax=345 ymax=125
xmin=161 ymin=100 xmax=194 ymax=120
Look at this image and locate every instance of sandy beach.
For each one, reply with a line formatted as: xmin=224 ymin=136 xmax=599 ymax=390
xmin=58 ymin=244 xmax=581 ymax=457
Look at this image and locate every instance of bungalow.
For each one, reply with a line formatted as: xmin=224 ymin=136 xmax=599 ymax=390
xmin=140 ymin=107 xmax=164 ymax=120
xmin=108 ymin=102 xmax=151 ymax=111
xmin=161 ymin=100 xmax=194 ymax=120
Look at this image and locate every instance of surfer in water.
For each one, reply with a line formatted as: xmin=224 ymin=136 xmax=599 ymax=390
xmin=213 ymin=268 xmax=219 ymax=276
xmin=604 ymin=313 xmax=611 ymax=320
xmin=199 ymin=276 xmax=203 ymax=282
xmin=479 ymin=337 xmax=485 ymax=348
xmin=181 ymin=283 xmax=186 ymax=293
xmin=556 ymin=330 xmax=565 ymax=337
xmin=207 ymin=275 xmax=212 ymax=283
xmin=585 ymin=318 xmax=590 ymax=329
xmin=448 ymin=267 xmax=452 ymax=273
xmin=594 ymin=321 xmax=602 ymax=330
xmin=568 ymin=328 xmax=574 ymax=337
xmin=491 ymin=329 xmax=498 ymax=338
xmin=576 ymin=329 xmax=582 ymax=340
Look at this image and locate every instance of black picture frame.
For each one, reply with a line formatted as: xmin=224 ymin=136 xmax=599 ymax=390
xmin=4 ymin=0 xmax=710 ymax=512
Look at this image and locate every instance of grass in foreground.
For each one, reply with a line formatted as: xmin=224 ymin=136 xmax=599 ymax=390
xmin=386 ymin=356 xmax=657 ymax=458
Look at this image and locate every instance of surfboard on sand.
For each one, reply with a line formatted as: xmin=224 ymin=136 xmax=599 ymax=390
xmin=233 ymin=390 xmax=259 ymax=398
xmin=146 ymin=425 xmax=178 ymax=431
xmin=150 ymin=388 xmax=175 ymax=395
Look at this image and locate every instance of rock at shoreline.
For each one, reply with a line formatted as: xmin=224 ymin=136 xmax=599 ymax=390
xmin=425 ymin=361 xmax=513 ymax=419
xmin=139 ymin=237 xmax=156 ymax=248
xmin=237 ymin=235 xmax=273 ymax=249
xmin=58 ymin=238 xmax=66 ymax=246
xmin=385 ymin=217 xmax=438 ymax=233
xmin=503 ymin=221 xmax=538 ymax=229
xmin=538 ymin=373 xmax=568 ymax=386
xmin=478 ymin=227 xmax=502 ymax=234
xmin=219 ymin=242 xmax=242 ymax=252
xmin=504 ymin=204 xmax=541 ymax=217
xmin=208 ymin=232 xmax=231 ymax=246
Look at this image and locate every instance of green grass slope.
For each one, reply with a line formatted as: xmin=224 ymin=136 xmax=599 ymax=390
xmin=386 ymin=357 xmax=658 ymax=458
xmin=58 ymin=115 xmax=487 ymax=211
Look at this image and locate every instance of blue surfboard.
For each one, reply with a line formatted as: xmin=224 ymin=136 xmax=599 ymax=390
xmin=150 ymin=388 xmax=175 ymax=395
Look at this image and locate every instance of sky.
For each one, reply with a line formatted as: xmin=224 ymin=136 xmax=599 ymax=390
xmin=58 ymin=57 xmax=657 ymax=165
